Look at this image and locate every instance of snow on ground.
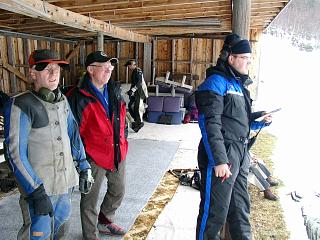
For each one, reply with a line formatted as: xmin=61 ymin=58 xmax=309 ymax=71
xmin=256 ymin=34 xmax=320 ymax=239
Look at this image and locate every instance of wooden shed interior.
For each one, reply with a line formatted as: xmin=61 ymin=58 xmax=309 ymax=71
xmin=0 ymin=0 xmax=291 ymax=95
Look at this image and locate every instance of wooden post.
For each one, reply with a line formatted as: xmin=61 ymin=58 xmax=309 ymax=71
xmin=22 ymin=38 xmax=29 ymax=68
xmin=135 ymin=42 xmax=139 ymax=63
xmin=116 ymin=41 xmax=120 ymax=82
xmin=80 ymin=42 xmax=86 ymax=68
xmin=172 ymin=39 xmax=175 ymax=75
xmin=97 ymin=32 xmax=104 ymax=51
xmin=60 ymin=42 xmax=66 ymax=86
xmin=143 ymin=43 xmax=152 ymax=85
xmin=152 ymin=39 xmax=157 ymax=85
xmin=7 ymin=37 xmax=17 ymax=93
xmin=190 ymin=38 xmax=194 ymax=86
xmin=232 ymin=0 xmax=251 ymax=39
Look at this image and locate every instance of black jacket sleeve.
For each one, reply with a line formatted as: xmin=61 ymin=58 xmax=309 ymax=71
xmin=195 ymin=90 xmax=229 ymax=166
xmin=250 ymin=111 xmax=265 ymax=122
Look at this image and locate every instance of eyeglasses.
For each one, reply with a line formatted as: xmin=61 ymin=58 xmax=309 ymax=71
xmin=43 ymin=66 xmax=61 ymax=75
xmin=89 ymin=64 xmax=114 ymax=70
xmin=232 ymin=55 xmax=251 ymax=61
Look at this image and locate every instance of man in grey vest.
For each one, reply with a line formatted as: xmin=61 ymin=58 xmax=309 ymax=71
xmin=3 ymin=49 xmax=93 ymax=240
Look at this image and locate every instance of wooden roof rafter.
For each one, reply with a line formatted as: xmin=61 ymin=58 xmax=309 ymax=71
xmin=53 ymin=0 xmax=230 ymax=11
xmin=0 ymin=0 xmax=151 ymax=43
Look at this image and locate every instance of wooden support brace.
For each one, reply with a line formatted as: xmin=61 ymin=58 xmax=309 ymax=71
xmin=1 ymin=62 xmax=30 ymax=84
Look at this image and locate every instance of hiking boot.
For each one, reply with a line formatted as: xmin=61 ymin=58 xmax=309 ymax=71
xmin=97 ymin=222 xmax=126 ymax=236
xmin=97 ymin=212 xmax=126 ymax=236
xmin=264 ymin=189 xmax=278 ymax=201
xmin=266 ymin=177 xmax=279 ymax=187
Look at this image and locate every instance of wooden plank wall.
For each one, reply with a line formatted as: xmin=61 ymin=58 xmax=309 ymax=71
xmin=155 ymin=39 xmax=172 ymax=80
xmin=0 ymin=36 xmax=259 ymax=96
xmin=88 ymin=41 xmax=144 ymax=83
xmin=0 ymin=36 xmax=144 ymax=96
xmin=155 ymin=38 xmax=225 ymax=89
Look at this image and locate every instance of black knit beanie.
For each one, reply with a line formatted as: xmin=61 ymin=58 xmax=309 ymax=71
xmin=223 ymin=34 xmax=252 ymax=54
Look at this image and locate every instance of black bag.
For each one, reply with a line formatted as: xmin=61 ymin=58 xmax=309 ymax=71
xmin=192 ymin=170 xmax=201 ymax=190
xmin=172 ymin=169 xmax=201 ymax=190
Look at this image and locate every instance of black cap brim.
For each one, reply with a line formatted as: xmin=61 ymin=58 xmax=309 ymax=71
xmin=34 ymin=61 xmax=70 ymax=71
xmin=85 ymin=54 xmax=118 ymax=67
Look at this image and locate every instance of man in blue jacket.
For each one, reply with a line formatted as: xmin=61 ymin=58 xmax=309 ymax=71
xmin=195 ymin=34 xmax=272 ymax=240
xmin=4 ymin=49 xmax=93 ymax=240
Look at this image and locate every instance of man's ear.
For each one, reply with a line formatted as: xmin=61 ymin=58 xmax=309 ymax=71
xmin=228 ymin=55 xmax=234 ymax=65
xmin=87 ymin=66 xmax=93 ymax=74
xmin=29 ymin=68 xmax=37 ymax=81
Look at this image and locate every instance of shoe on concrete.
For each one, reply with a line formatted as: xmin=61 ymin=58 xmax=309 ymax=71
xmin=97 ymin=222 xmax=126 ymax=236
xmin=266 ymin=177 xmax=279 ymax=187
xmin=264 ymin=189 xmax=278 ymax=201
xmin=132 ymin=122 xmax=144 ymax=133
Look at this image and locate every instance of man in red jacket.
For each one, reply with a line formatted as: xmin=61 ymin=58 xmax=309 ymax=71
xmin=67 ymin=51 xmax=128 ymax=240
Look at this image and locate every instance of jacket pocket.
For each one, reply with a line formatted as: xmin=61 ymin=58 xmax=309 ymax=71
xmin=231 ymin=96 xmax=245 ymax=117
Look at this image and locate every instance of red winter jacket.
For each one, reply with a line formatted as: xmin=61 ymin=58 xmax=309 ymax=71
xmin=67 ymin=75 xmax=128 ymax=171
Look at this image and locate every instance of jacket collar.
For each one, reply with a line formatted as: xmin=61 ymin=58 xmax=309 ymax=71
xmin=206 ymin=58 xmax=253 ymax=86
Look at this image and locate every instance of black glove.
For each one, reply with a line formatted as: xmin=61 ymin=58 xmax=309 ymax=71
xmin=127 ymin=89 xmax=133 ymax=96
xmin=79 ymin=169 xmax=94 ymax=194
xmin=28 ymin=185 xmax=53 ymax=217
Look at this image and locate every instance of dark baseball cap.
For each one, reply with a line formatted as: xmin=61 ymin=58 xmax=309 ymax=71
xmin=85 ymin=51 xmax=118 ymax=67
xmin=29 ymin=49 xmax=69 ymax=71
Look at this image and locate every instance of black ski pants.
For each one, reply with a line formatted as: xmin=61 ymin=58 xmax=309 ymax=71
xmin=196 ymin=140 xmax=252 ymax=240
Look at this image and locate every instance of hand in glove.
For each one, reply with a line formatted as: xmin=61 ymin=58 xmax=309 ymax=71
xmin=28 ymin=184 xmax=53 ymax=217
xmin=126 ymin=89 xmax=133 ymax=96
xmin=79 ymin=169 xmax=94 ymax=194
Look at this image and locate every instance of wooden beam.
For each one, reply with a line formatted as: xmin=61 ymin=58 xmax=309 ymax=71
xmin=0 ymin=29 xmax=77 ymax=44
xmin=55 ymin=0 xmax=230 ymax=12
xmin=72 ymin=1 xmax=230 ymax=15
xmin=0 ymin=0 xmax=150 ymax=43
xmin=103 ymin=14 xmax=231 ymax=27
xmin=100 ymin=9 xmax=230 ymax=22
xmin=9 ymin=9 xmax=230 ymax=28
xmin=2 ymin=62 xmax=30 ymax=84
xmin=128 ymin=22 xmax=231 ymax=36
